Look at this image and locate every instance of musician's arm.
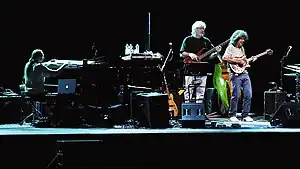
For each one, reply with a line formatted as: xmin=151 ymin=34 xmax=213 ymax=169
xmin=206 ymin=43 xmax=221 ymax=62
xmin=180 ymin=41 xmax=198 ymax=61
xmin=181 ymin=52 xmax=192 ymax=57
xmin=223 ymin=57 xmax=245 ymax=64
xmin=180 ymin=38 xmax=188 ymax=58
xmin=37 ymin=63 xmax=67 ymax=77
xmin=180 ymin=37 xmax=196 ymax=58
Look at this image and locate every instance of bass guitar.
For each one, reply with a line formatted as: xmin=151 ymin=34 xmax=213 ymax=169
xmin=184 ymin=39 xmax=230 ymax=63
xmin=229 ymin=49 xmax=273 ymax=74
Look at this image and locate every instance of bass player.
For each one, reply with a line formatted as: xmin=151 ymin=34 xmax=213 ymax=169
xmin=180 ymin=20 xmax=222 ymax=103
xmin=222 ymin=30 xmax=255 ymax=122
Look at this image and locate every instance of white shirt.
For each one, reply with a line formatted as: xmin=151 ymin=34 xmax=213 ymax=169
xmin=223 ymin=44 xmax=245 ymax=59
xmin=222 ymin=44 xmax=248 ymax=74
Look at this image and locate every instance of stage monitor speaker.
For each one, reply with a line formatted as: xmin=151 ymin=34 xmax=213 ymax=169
xmin=264 ymin=91 xmax=286 ymax=120
xmin=127 ymin=85 xmax=152 ymax=119
xmin=181 ymin=103 xmax=205 ymax=128
xmin=270 ymin=102 xmax=300 ymax=128
xmin=136 ymin=92 xmax=169 ymax=128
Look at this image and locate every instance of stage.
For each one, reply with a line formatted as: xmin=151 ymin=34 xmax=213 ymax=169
xmin=1 ymin=117 xmax=300 ymax=168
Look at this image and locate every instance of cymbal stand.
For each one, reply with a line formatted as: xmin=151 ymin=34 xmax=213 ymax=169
xmin=296 ymin=74 xmax=300 ymax=102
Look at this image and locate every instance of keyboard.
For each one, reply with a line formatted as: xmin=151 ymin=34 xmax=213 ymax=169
xmin=43 ymin=59 xmax=96 ymax=69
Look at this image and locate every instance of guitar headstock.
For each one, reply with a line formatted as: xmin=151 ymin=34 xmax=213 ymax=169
xmin=265 ymin=49 xmax=273 ymax=55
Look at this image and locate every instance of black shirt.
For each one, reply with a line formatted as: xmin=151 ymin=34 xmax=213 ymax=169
xmin=180 ymin=35 xmax=214 ymax=56
xmin=179 ymin=35 xmax=218 ymax=88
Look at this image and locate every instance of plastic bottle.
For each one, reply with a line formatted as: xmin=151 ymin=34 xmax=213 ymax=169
xmin=129 ymin=44 xmax=133 ymax=54
xmin=135 ymin=44 xmax=139 ymax=54
xmin=125 ymin=44 xmax=130 ymax=55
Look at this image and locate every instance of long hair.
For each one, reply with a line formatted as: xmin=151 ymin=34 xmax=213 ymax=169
xmin=24 ymin=49 xmax=44 ymax=82
xmin=229 ymin=30 xmax=248 ymax=46
xmin=29 ymin=49 xmax=44 ymax=62
xmin=191 ymin=21 xmax=206 ymax=36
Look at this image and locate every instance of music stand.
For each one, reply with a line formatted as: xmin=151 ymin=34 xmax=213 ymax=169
xmin=183 ymin=62 xmax=213 ymax=103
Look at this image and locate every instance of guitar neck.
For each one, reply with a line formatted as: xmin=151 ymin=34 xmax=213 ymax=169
xmin=249 ymin=51 xmax=268 ymax=61
xmin=200 ymin=39 xmax=230 ymax=58
xmin=162 ymin=72 xmax=170 ymax=95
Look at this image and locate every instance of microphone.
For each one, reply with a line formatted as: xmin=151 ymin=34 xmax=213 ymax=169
xmin=169 ymin=42 xmax=173 ymax=54
xmin=286 ymin=45 xmax=292 ymax=57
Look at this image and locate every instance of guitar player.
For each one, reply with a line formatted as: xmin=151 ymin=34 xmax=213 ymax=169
xmin=222 ymin=30 xmax=255 ymax=122
xmin=180 ymin=20 xmax=222 ymax=103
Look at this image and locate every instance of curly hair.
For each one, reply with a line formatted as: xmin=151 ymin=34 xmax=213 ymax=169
xmin=229 ymin=30 xmax=248 ymax=46
xmin=191 ymin=21 xmax=206 ymax=36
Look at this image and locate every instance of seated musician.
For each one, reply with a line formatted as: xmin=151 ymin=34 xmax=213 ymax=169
xmin=23 ymin=49 xmax=68 ymax=96
xmin=179 ymin=20 xmax=222 ymax=103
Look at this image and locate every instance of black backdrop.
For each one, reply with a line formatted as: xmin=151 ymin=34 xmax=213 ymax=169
xmin=1 ymin=0 xmax=299 ymax=114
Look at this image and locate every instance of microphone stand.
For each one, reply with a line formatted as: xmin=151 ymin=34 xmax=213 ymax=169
xmin=158 ymin=43 xmax=173 ymax=72
xmin=280 ymin=47 xmax=292 ymax=91
xmin=158 ymin=44 xmax=173 ymax=95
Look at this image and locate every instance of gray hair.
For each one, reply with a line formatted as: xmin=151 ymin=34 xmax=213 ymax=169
xmin=191 ymin=21 xmax=206 ymax=36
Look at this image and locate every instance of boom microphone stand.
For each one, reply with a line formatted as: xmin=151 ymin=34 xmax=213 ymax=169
xmin=158 ymin=42 xmax=173 ymax=73
xmin=280 ymin=46 xmax=292 ymax=91
xmin=158 ymin=43 xmax=173 ymax=118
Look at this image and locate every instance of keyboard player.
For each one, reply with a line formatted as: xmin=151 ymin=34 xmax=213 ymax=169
xmin=23 ymin=49 xmax=68 ymax=95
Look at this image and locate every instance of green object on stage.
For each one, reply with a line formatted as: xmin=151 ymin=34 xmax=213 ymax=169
xmin=213 ymin=63 xmax=229 ymax=110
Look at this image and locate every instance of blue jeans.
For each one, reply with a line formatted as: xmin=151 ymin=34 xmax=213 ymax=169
xmin=229 ymin=73 xmax=252 ymax=117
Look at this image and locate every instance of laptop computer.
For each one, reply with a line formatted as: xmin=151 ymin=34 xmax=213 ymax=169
xmin=57 ymin=79 xmax=76 ymax=94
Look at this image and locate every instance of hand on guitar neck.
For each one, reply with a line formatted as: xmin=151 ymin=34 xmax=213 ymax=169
xmin=190 ymin=45 xmax=222 ymax=62
xmin=229 ymin=49 xmax=273 ymax=74
xmin=183 ymin=39 xmax=229 ymax=63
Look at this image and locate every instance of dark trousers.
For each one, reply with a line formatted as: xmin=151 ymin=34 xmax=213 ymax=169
xmin=229 ymin=73 xmax=252 ymax=117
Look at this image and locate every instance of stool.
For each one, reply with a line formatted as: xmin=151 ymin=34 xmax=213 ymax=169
xmin=19 ymin=85 xmax=46 ymax=125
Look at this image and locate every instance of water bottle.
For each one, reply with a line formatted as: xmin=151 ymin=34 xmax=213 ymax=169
xmin=125 ymin=44 xmax=130 ymax=55
xmin=135 ymin=44 xmax=139 ymax=54
xmin=129 ymin=44 xmax=133 ymax=54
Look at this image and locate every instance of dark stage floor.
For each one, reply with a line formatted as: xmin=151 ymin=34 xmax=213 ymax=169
xmin=1 ymin=115 xmax=300 ymax=168
xmin=0 ymin=118 xmax=275 ymax=135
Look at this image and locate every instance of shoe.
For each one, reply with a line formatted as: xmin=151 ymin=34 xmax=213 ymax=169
xmin=243 ymin=116 xmax=254 ymax=122
xmin=229 ymin=116 xmax=240 ymax=122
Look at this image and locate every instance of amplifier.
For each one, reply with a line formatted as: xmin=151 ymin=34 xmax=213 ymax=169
xmin=128 ymin=87 xmax=152 ymax=119
xmin=0 ymin=95 xmax=23 ymax=124
xmin=136 ymin=92 xmax=169 ymax=128
xmin=264 ymin=91 xmax=287 ymax=120
xmin=181 ymin=103 xmax=205 ymax=128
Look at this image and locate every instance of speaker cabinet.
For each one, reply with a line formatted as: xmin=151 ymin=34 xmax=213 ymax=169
xmin=181 ymin=103 xmax=205 ymax=128
xmin=271 ymin=102 xmax=300 ymax=127
xmin=126 ymin=85 xmax=152 ymax=119
xmin=264 ymin=91 xmax=286 ymax=120
xmin=136 ymin=92 xmax=169 ymax=128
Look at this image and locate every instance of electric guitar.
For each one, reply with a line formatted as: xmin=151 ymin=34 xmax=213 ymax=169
xmin=160 ymin=68 xmax=179 ymax=117
xmin=229 ymin=49 xmax=273 ymax=74
xmin=184 ymin=39 xmax=230 ymax=63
